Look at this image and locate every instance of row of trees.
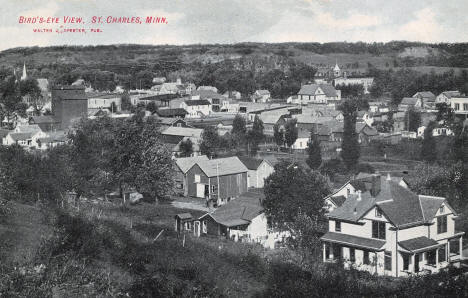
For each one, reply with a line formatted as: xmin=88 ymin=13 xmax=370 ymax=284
xmin=369 ymin=68 xmax=468 ymax=104
xmin=0 ymin=113 xmax=174 ymax=204
xmin=195 ymin=115 xmax=266 ymax=158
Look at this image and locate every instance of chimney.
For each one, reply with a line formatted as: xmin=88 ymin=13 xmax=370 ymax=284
xmin=353 ymin=207 xmax=357 ymax=215
xmin=386 ymin=173 xmax=391 ymax=181
xmin=357 ymin=190 xmax=362 ymax=201
xmin=370 ymin=174 xmax=381 ymax=197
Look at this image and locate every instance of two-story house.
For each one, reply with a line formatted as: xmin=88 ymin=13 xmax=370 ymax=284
xmin=180 ymin=99 xmax=212 ymax=118
xmin=436 ymin=91 xmax=461 ymax=104
xmin=450 ymin=96 xmax=468 ymax=119
xmin=321 ymin=174 xmax=464 ymax=277
xmin=186 ymin=156 xmax=248 ymax=206
xmin=296 ymin=84 xmax=341 ymax=105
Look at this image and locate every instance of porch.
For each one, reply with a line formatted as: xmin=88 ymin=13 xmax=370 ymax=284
xmin=398 ymin=235 xmax=464 ymax=276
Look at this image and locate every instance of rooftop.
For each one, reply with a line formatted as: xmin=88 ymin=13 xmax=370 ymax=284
xmin=200 ymin=191 xmax=264 ymax=227
xmin=196 ymin=156 xmax=248 ymax=177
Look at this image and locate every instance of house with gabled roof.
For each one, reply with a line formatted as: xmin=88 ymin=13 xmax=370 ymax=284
xmin=296 ymin=84 xmax=341 ymax=105
xmin=174 ymin=155 xmax=209 ymax=196
xmin=436 ymin=91 xmax=461 ymax=104
xmin=186 ymin=156 xmax=248 ymax=206
xmin=398 ymin=97 xmax=422 ymax=111
xmin=251 ymin=90 xmax=271 ymax=103
xmin=198 ymin=190 xmax=287 ymax=248
xmin=238 ymin=156 xmax=275 ymax=188
xmin=321 ymin=174 xmax=464 ymax=277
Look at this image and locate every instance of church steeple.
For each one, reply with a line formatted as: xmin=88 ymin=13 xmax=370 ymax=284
xmin=333 ymin=59 xmax=341 ymax=77
xmin=20 ymin=62 xmax=27 ymax=81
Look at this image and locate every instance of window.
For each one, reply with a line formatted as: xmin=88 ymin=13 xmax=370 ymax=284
xmin=402 ymin=254 xmax=409 ymax=271
xmin=347 ymin=189 xmax=351 ymax=196
xmin=384 ymin=251 xmax=392 ymax=271
xmin=194 ymin=174 xmax=201 ymax=183
xmin=454 ymin=103 xmax=460 ymax=110
xmin=375 ymin=208 xmax=382 ymax=218
xmin=464 ymin=103 xmax=468 ymax=111
xmin=350 ymin=248 xmax=355 ymax=263
xmin=335 ymin=221 xmax=341 ymax=232
xmin=202 ymin=221 xmax=207 ymax=233
xmin=372 ymin=221 xmax=386 ymax=240
xmin=437 ymin=215 xmax=447 ymax=234
xmin=439 ymin=205 xmax=444 ymax=214
xmin=211 ymin=185 xmax=216 ymax=193
xmin=363 ymin=251 xmax=370 ymax=265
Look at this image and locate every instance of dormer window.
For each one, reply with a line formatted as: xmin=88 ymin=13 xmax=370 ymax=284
xmin=375 ymin=208 xmax=382 ymax=218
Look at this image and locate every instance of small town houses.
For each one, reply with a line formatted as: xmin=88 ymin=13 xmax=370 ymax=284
xmin=321 ymin=173 xmax=464 ymax=277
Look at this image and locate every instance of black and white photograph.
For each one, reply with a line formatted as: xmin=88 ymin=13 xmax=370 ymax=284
xmin=0 ymin=0 xmax=467 ymax=297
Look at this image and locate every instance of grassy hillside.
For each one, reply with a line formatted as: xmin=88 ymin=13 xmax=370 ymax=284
xmin=1 ymin=199 xmax=467 ymax=297
xmin=1 ymin=42 xmax=468 ymax=76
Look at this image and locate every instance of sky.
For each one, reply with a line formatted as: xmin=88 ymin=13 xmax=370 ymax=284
xmin=0 ymin=0 xmax=467 ymax=51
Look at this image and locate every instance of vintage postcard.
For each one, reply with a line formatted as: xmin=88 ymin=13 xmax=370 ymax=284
xmin=0 ymin=0 xmax=467 ymax=297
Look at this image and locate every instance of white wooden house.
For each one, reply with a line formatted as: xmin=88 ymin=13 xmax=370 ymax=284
xmin=321 ymin=174 xmax=464 ymax=277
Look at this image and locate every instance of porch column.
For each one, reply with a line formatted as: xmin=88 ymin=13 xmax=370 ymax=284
xmin=323 ymin=243 xmax=327 ymax=262
xmin=410 ymin=254 xmax=415 ymax=273
xmin=447 ymin=241 xmax=451 ymax=262
xmin=329 ymin=244 xmax=334 ymax=260
xmin=460 ymin=237 xmax=463 ymax=259
xmin=436 ymin=248 xmax=439 ymax=270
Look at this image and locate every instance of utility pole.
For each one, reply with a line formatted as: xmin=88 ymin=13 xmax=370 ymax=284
xmin=217 ymin=163 xmax=220 ymax=205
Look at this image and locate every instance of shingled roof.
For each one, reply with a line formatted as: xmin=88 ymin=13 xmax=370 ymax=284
xmin=199 ymin=191 xmax=264 ymax=227
xmin=196 ymin=156 xmax=248 ymax=177
xmin=238 ymin=156 xmax=267 ymax=170
xmin=175 ymin=155 xmax=209 ymax=173
xmin=298 ymin=84 xmax=338 ymax=97
xmin=327 ymin=175 xmax=451 ymax=229
xmin=184 ymin=99 xmax=211 ymax=106
xmin=322 ymin=232 xmax=386 ymax=251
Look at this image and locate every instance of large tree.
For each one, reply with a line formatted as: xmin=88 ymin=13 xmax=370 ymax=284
xmin=231 ymin=114 xmax=247 ymax=149
xmin=273 ymin=123 xmax=284 ymax=148
xmin=421 ymin=121 xmax=438 ymax=162
xmin=284 ymin=118 xmax=298 ymax=149
xmin=200 ymin=126 xmax=220 ymax=158
xmin=263 ymin=161 xmax=331 ymax=229
xmin=306 ymin=134 xmax=322 ymax=170
xmin=339 ymin=99 xmax=360 ymax=170
xmin=404 ymin=107 xmax=421 ymax=132
xmin=179 ymin=138 xmax=194 ymax=157
xmin=247 ymin=115 xmax=264 ymax=156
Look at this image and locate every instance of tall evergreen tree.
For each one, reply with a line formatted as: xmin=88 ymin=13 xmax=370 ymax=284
xmin=306 ymin=134 xmax=322 ymax=169
xmin=273 ymin=123 xmax=284 ymax=148
xmin=339 ymin=99 xmax=360 ymax=171
xmin=421 ymin=121 xmax=438 ymax=162
xmin=231 ymin=114 xmax=247 ymax=149
xmin=247 ymin=115 xmax=265 ymax=156
xmin=284 ymin=118 xmax=298 ymax=149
